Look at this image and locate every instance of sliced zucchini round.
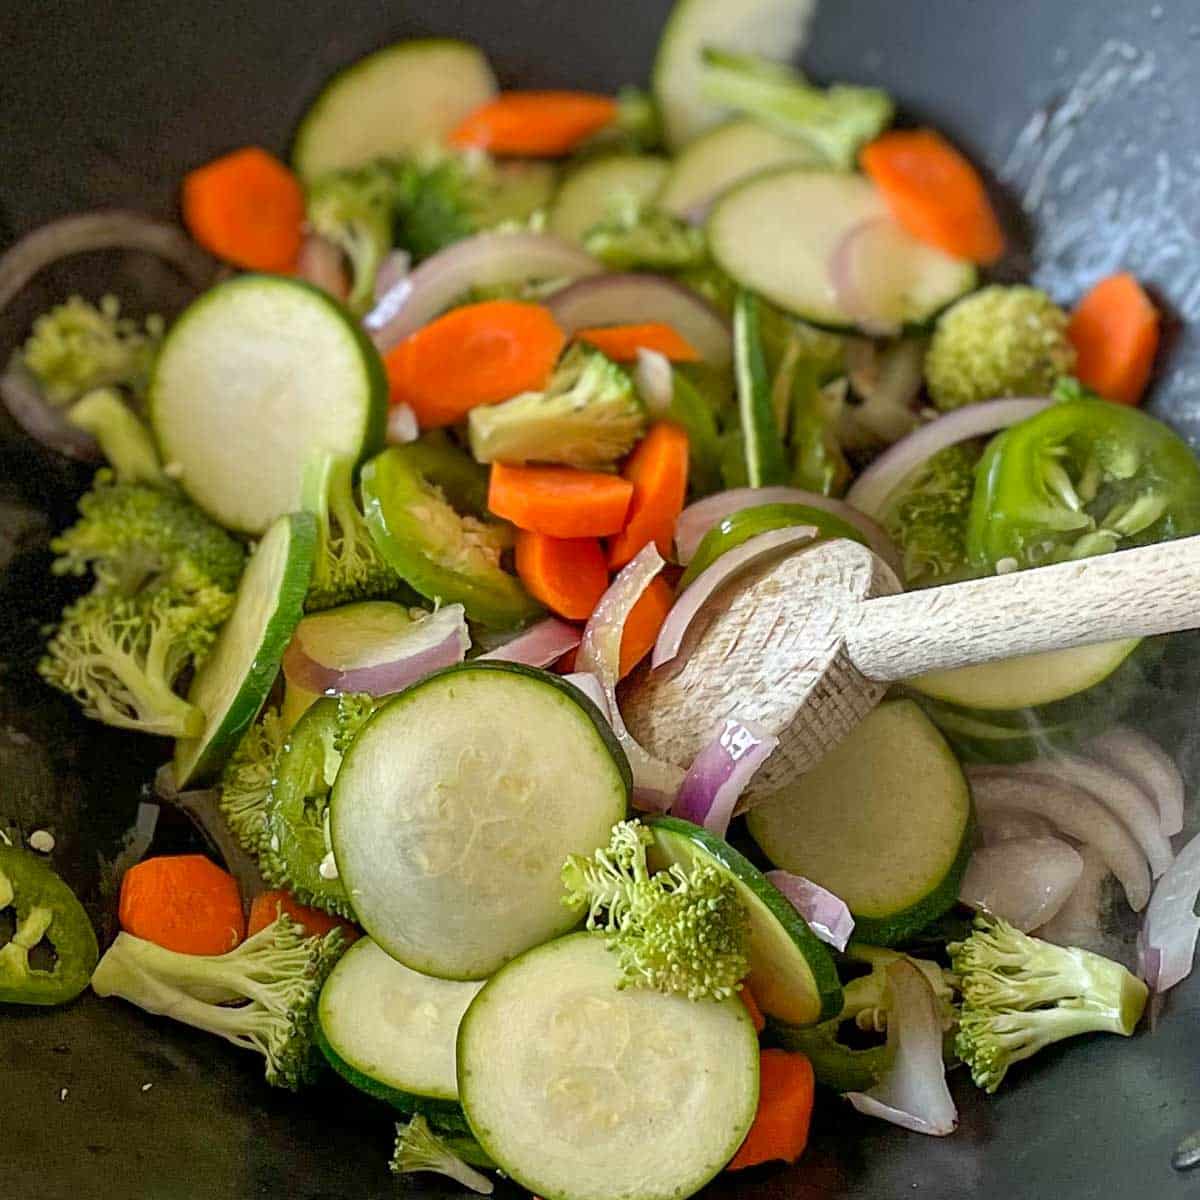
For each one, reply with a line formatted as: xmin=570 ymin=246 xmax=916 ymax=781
xmin=331 ymin=662 xmax=629 ymax=980
xmin=549 ymin=155 xmax=670 ymax=243
xmin=458 ymin=932 xmax=759 ymax=1200
xmin=707 ymin=167 xmax=976 ymax=330
xmin=150 ymin=275 xmax=386 ymax=534
xmin=174 ymin=512 xmax=315 ymax=787
xmin=317 ymin=937 xmax=482 ymax=1126
xmin=292 ymin=39 xmax=497 ymax=179
xmin=747 ymin=699 xmax=973 ymax=945
xmin=646 ymin=816 xmax=842 ymax=1025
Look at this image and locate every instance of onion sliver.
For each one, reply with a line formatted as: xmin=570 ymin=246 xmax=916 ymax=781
xmin=967 ymin=766 xmax=1151 ymax=911
xmin=765 ymin=870 xmax=854 ymax=951
xmin=674 ymin=486 xmax=897 ymax=571
xmin=977 ymin=809 xmax=1058 ymax=844
xmin=843 ymin=337 xmax=925 ymax=446
xmin=364 ymin=231 xmax=602 ymax=353
xmin=959 ymin=837 xmax=1083 ymax=932
xmin=386 ymin=403 xmax=420 ymax=445
xmin=672 ymin=717 xmax=777 ymax=838
xmin=847 ymin=960 xmax=958 ymax=1136
xmin=374 ymin=249 xmax=412 ymax=301
xmin=1 ymin=356 xmax=101 ymax=461
xmin=561 ymin=672 xmax=612 ymax=724
xmin=1086 ymin=728 xmax=1185 ymax=838
xmin=547 ymin=273 xmax=732 ymax=366
xmin=1037 ymin=846 xmax=1124 ymax=959
xmin=479 ymin=618 xmax=580 ymax=668
xmin=1140 ymin=830 xmax=1200 ymax=993
xmin=294 ymin=234 xmax=349 ymax=303
xmin=845 ymin=398 xmax=1053 ymax=517
xmin=634 ymin=348 xmax=674 ymax=418
xmin=652 ymin=526 xmax=818 ymax=672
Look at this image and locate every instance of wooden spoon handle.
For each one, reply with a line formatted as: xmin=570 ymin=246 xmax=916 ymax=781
xmin=845 ymin=536 xmax=1200 ymax=683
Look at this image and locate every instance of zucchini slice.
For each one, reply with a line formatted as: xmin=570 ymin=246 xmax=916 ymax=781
xmin=458 ymin=932 xmax=759 ymax=1200
xmin=746 ymin=699 xmax=973 ymax=945
xmin=331 ymin=662 xmax=629 ymax=980
xmin=549 ymin=155 xmax=670 ymax=243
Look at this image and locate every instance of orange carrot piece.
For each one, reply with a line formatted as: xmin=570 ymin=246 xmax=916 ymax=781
xmin=1067 ymin=273 xmax=1160 ymax=406
xmin=450 ymin=91 xmax=618 ymax=157
xmin=575 ymin=322 xmax=702 ymax=363
xmin=385 ymin=301 xmax=565 ymax=429
xmin=860 ymin=129 xmax=1005 ymax=265
xmin=246 ymin=890 xmax=360 ymax=941
xmin=727 ymin=1050 xmax=816 ymax=1171
xmin=489 ymin=462 xmax=634 ymax=538
xmin=515 ymin=531 xmax=609 ymax=620
xmin=607 ymin=423 xmax=690 ymax=568
xmin=119 ymin=855 xmax=245 ymax=956
xmin=181 ymin=147 xmax=305 ymax=273
xmin=618 ymin=575 xmax=675 ymax=680
xmin=739 ymin=985 xmax=766 ymax=1035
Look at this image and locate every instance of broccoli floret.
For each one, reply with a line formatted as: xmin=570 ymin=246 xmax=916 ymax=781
xmin=572 ymin=85 xmax=662 ymax=161
xmin=21 ymin=295 xmax=163 ymax=406
xmin=39 ymin=586 xmax=230 ymax=737
xmin=925 ymin=286 xmax=1076 ymax=412
xmin=219 ymin=707 xmax=286 ymax=853
xmin=66 ymin=387 xmax=166 ymax=487
xmin=391 ymin=1116 xmax=495 ymax=1194
xmin=881 ymin=440 xmax=983 ymax=587
xmin=51 ymin=476 xmax=245 ymax=596
xmin=561 ymin=819 xmax=750 ymax=1001
xmin=949 ymin=915 xmax=1147 ymax=1093
xmin=699 ymin=49 xmax=893 ymax=169
xmin=468 ymin=345 xmax=646 ymax=468
xmin=332 ymin=691 xmax=378 ymax=756
xmin=303 ymin=452 xmax=401 ymax=612
xmin=582 ymin=196 xmax=707 ymax=272
xmin=91 ymin=914 xmax=345 ymax=1090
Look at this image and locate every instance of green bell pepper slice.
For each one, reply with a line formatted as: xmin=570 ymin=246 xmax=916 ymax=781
xmin=680 ymin=501 xmax=869 ymax=588
xmin=386 ymin=432 xmax=490 ymax=518
xmin=967 ymin=398 xmax=1200 ymax=570
xmin=0 ymin=846 xmax=98 ymax=1006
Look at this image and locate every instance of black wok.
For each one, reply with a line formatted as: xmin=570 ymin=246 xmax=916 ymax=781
xmin=2 ymin=2 xmax=1199 ymax=1196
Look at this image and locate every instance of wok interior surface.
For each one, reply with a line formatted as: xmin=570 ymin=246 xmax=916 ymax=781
xmin=2 ymin=2 xmax=1199 ymax=1196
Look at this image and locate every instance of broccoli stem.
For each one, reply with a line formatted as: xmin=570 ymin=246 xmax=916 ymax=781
xmin=67 ymin=388 xmax=166 ymax=487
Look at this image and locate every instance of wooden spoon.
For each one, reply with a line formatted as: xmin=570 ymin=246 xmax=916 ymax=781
xmin=623 ymin=536 xmax=1200 ymax=802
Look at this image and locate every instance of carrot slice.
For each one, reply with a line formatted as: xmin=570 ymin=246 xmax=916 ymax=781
xmin=515 ymin=531 xmax=609 ymax=620
xmin=860 ymin=129 xmax=1005 ymax=265
xmin=450 ymin=91 xmax=618 ymax=157
xmin=119 ymin=855 xmax=245 ymax=955
xmin=489 ymin=462 xmax=633 ymax=538
xmin=618 ymin=575 xmax=675 ymax=680
xmin=575 ymin=322 xmax=702 ymax=363
xmin=607 ymin=423 xmax=690 ymax=568
xmin=385 ymin=301 xmax=565 ymax=429
xmin=727 ymin=1050 xmax=816 ymax=1171
xmin=1067 ymin=273 xmax=1160 ymax=406
xmin=182 ymin=147 xmax=305 ymax=272
xmin=247 ymin=890 xmax=360 ymax=941
xmin=739 ymin=984 xmax=767 ymax=1035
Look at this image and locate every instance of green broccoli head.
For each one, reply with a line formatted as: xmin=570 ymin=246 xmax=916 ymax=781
xmin=391 ymin=1116 xmax=495 ymax=1194
xmin=51 ymin=476 xmax=245 ymax=596
xmin=219 ymin=707 xmax=286 ymax=853
xmin=949 ymin=915 xmax=1147 ymax=1093
xmin=22 ymin=295 xmax=163 ymax=406
xmin=91 ymin=914 xmax=346 ymax=1090
xmin=582 ymin=196 xmax=707 ymax=272
xmin=468 ymin=344 xmax=646 ymax=469
xmin=562 ymin=819 xmax=750 ymax=1002
xmin=925 ymin=286 xmax=1076 ymax=411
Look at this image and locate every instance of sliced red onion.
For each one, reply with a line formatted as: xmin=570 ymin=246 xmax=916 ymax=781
xmin=978 ymin=809 xmax=1058 ymax=844
xmin=364 ymin=232 xmax=602 ymax=353
xmin=386 ymin=403 xmax=420 ymax=445
xmin=765 ymin=870 xmax=854 ymax=951
xmin=967 ymin=766 xmax=1151 ymax=911
xmin=652 ymin=526 xmax=818 ymax=673
xmin=1086 ymin=728 xmax=1185 ymax=838
xmin=634 ymin=348 xmax=674 ymax=419
xmin=1 ymin=355 xmax=101 ymax=460
xmin=842 ymin=337 xmax=925 ymax=446
xmin=845 ymin=398 xmax=1054 ymax=517
xmin=547 ymin=274 xmax=732 ymax=366
xmin=283 ymin=603 xmax=469 ymax=696
xmin=0 ymin=210 xmax=216 ymax=313
xmin=1037 ymin=845 xmax=1115 ymax=947
xmin=105 ymin=801 xmax=161 ymax=892
xmin=674 ymin=486 xmax=898 ymax=572
xmin=577 ymin=544 xmax=685 ymax=801
xmin=479 ymin=618 xmax=580 ymax=668
xmin=561 ymin=671 xmax=612 ymax=724
xmin=374 ymin=249 xmax=411 ymax=300
xmin=1007 ymin=755 xmax=1173 ymax=879
xmin=672 ymin=717 xmax=778 ymax=837
xmin=959 ymin=837 xmax=1084 ymax=932
xmin=294 ymin=234 xmax=349 ymax=303
xmin=847 ymin=960 xmax=958 ymax=1136
xmin=1140 ymin=830 xmax=1200 ymax=993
